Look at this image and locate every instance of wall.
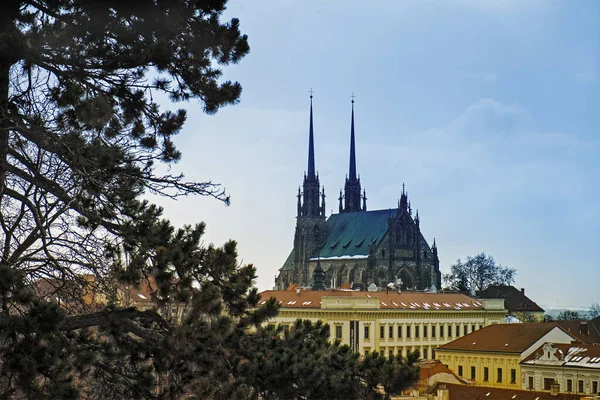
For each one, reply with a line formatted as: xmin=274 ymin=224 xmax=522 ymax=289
xmin=269 ymin=305 xmax=505 ymax=357
xmin=436 ymin=350 xmax=522 ymax=389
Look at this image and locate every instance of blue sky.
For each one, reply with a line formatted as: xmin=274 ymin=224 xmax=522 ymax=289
xmin=152 ymin=0 xmax=599 ymax=309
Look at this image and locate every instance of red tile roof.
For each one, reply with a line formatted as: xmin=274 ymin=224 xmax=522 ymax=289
xmin=437 ymin=323 xmax=573 ymax=354
xmin=477 ymin=285 xmax=544 ymax=313
xmin=431 ymin=382 xmax=588 ymax=400
xmin=554 ymin=318 xmax=600 ymax=345
xmin=258 ymin=290 xmax=487 ymax=310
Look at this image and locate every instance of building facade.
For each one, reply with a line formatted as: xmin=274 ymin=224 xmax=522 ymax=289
xmin=276 ymin=96 xmax=441 ymax=291
xmin=258 ymin=289 xmax=506 ymax=358
xmin=521 ymin=342 xmax=600 ymax=395
xmin=436 ymin=323 xmax=576 ymax=390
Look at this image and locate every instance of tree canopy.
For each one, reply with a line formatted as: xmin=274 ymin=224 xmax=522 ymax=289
xmin=0 ymin=1 xmax=420 ymax=398
xmin=443 ymin=252 xmax=516 ymax=292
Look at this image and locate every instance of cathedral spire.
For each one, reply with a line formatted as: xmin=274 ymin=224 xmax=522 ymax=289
xmin=299 ymin=90 xmax=324 ymax=219
xmin=307 ymin=90 xmax=316 ymax=179
xmin=349 ymin=94 xmax=357 ymax=181
xmin=340 ymin=94 xmax=363 ymax=213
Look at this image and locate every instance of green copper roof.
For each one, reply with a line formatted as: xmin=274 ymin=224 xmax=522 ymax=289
xmin=280 ymin=249 xmax=294 ymax=271
xmin=315 ymin=208 xmax=398 ymax=259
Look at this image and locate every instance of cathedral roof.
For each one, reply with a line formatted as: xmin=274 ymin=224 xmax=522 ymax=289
xmin=314 ymin=208 xmax=398 ymax=260
xmin=280 ymin=249 xmax=295 ymax=271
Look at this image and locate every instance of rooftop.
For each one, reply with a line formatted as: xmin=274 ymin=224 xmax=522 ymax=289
xmin=554 ymin=317 xmax=600 ymax=345
xmin=430 ymin=382 xmax=589 ymax=400
xmin=523 ymin=342 xmax=600 ymax=369
xmin=258 ymin=290 xmax=487 ymax=310
xmin=437 ymin=323 xmax=571 ymax=354
xmin=477 ymin=285 xmax=544 ymax=313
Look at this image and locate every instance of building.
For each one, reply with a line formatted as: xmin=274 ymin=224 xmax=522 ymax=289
xmin=436 ymin=323 xmax=577 ymax=390
xmin=34 ymin=274 xmax=186 ymax=323
xmin=427 ymin=382 xmax=590 ymax=400
xmin=258 ymin=289 xmax=506 ymax=357
xmin=555 ymin=317 xmax=600 ymax=345
xmin=275 ymin=95 xmax=441 ymax=291
xmin=521 ymin=342 xmax=600 ymax=395
xmin=477 ymin=285 xmax=545 ymax=322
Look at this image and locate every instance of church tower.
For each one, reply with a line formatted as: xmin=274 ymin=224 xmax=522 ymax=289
xmin=339 ymin=96 xmax=367 ymax=213
xmin=292 ymin=93 xmax=326 ymax=285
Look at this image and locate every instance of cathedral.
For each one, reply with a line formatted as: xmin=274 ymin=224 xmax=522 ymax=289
xmin=275 ymin=95 xmax=442 ymax=291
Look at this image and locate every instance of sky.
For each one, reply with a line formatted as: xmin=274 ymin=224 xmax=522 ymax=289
xmin=151 ymin=0 xmax=600 ymax=310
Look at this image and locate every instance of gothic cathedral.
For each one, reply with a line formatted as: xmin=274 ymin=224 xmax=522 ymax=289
xmin=275 ymin=95 xmax=441 ymax=291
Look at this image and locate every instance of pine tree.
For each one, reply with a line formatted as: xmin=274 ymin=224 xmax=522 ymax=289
xmin=0 ymin=1 xmax=421 ymax=398
xmin=0 ymin=1 xmax=274 ymax=397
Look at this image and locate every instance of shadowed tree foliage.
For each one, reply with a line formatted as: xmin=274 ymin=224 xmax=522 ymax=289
xmin=234 ymin=320 xmax=420 ymax=400
xmin=443 ymin=252 xmax=515 ymax=292
xmin=0 ymin=0 xmax=278 ymax=398
xmin=0 ymin=1 xmax=421 ymax=398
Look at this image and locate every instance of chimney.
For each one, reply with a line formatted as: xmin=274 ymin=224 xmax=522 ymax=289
xmin=437 ymin=385 xmax=449 ymax=400
xmin=550 ymin=382 xmax=560 ymax=396
xmin=580 ymin=321 xmax=589 ymax=335
xmin=521 ymin=288 xmax=525 ymax=295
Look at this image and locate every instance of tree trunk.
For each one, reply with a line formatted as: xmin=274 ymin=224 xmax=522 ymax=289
xmin=0 ymin=2 xmax=20 ymax=205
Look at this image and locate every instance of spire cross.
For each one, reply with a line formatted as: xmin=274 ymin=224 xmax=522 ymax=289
xmin=309 ymin=88 xmax=314 ymax=99
xmin=350 ymin=92 xmax=355 ymax=103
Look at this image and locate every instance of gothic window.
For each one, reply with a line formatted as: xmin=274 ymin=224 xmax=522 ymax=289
xmin=398 ymin=269 xmax=414 ymax=290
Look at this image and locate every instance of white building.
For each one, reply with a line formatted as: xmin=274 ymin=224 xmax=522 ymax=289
xmin=521 ymin=342 xmax=600 ymax=395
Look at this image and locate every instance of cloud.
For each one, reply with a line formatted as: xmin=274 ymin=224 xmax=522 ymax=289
xmin=467 ymin=72 xmax=499 ymax=83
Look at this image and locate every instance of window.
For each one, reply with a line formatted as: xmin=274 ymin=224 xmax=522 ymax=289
xmin=458 ymin=366 xmax=463 ymax=376
xmin=364 ymin=349 xmax=369 ymax=356
xmin=593 ymin=381 xmax=598 ymax=394
xmin=424 ymin=325 xmax=428 ymax=338
xmin=447 ymin=325 xmax=451 ymax=338
xmin=471 ymin=366 xmax=476 ymax=380
xmin=566 ymin=379 xmax=572 ymax=392
xmin=423 ymin=348 xmax=428 ymax=359
xmin=483 ymin=367 xmax=489 ymax=382
xmin=528 ymin=376 xmax=534 ymax=389
xmin=455 ymin=325 xmax=460 ymax=337
xmin=578 ymin=380 xmax=584 ymax=393
xmin=415 ymin=326 xmax=420 ymax=338
xmin=335 ymin=325 xmax=343 ymax=339
xmin=380 ymin=326 xmax=385 ymax=339
xmin=510 ymin=369 xmax=516 ymax=384
xmin=497 ymin=368 xmax=502 ymax=383
xmin=268 ymin=323 xmax=275 ymax=330
xmin=472 ymin=324 xmax=476 ymax=332
xmin=407 ymin=326 xmax=412 ymax=338
xmin=389 ymin=349 xmax=394 ymax=359
xmin=364 ymin=326 xmax=370 ymax=339
xmin=398 ymin=325 xmax=402 ymax=338
xmin=432 ymin=325 xmax=436 ymax=338
xmin=389 ymin=326 xmax=394 ymax=339
xmin=283 ymin=325 xmax=290 ymax=334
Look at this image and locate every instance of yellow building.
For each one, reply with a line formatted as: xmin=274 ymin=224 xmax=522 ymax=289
xmin=258 ymin=289 xmax=506 ymax=358
xmin=436 ymin=323 xmax=576 ymax=390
